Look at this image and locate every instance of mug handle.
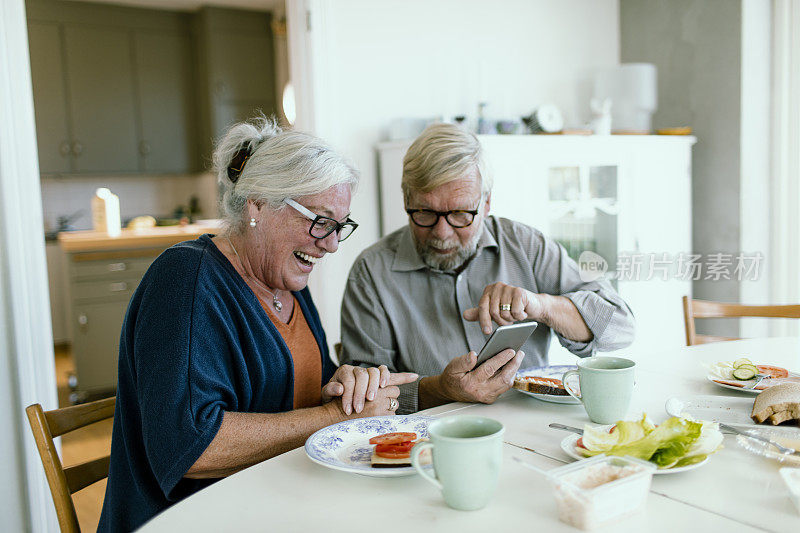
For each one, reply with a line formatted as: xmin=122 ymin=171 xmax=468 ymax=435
xmin=411 ymin=442 xmax=441 ymax=490
xmin=561 ymin=370 xmax=582 ymax=403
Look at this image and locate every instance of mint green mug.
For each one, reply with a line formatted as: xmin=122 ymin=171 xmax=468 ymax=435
xmin=411 ymin=416 xmax=504 ymax=511
xmin=562 ymin=356 xmax=635 ymax=424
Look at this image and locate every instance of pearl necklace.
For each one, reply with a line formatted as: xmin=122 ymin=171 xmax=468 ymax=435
xmin=226 ymin=236 xmax=283 ymax=312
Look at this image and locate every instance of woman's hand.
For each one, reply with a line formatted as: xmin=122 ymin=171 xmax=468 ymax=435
xmin=322 ymin=365 xmax=418 ymax=415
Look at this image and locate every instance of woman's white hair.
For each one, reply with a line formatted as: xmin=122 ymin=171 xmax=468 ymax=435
xmin=401 ymin=123 xmax=492 ymax=204
xmin=214 ymin=115 xmax=359 ymax=233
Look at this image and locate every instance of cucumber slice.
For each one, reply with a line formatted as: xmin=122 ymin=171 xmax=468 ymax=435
xmin=733 ymin=358 xmax=752 ymax=368
xmin=737 ymin=364 xmax=759 ymax=375
xmin=732 ymin=367 xmax=757 ymax=380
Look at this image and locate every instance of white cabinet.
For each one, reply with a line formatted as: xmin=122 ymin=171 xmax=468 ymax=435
xmin=377 ymin=135 xmax=696 ymax=356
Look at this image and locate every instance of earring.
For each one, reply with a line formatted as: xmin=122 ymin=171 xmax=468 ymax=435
xmin=249 ymin=217 xmax=257 ymax=228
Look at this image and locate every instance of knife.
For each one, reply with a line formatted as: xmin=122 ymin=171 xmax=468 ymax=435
xmin=549 ymin=423 xmax=583 ymax=435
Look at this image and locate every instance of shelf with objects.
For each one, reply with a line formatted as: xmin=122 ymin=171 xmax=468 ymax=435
xmin=376 ymin=134 xmax=696 ymax=361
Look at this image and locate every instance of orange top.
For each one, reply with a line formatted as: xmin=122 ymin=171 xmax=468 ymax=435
xmin=260 ymin=295 xmax=322 ymax=409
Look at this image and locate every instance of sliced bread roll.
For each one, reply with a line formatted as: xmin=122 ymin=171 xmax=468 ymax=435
xmin=751 ymin=382 xmax=800 ymax=425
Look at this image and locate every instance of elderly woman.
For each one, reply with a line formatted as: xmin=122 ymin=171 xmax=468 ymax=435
xmin=98 ymin=118 xmax=417 ymax=531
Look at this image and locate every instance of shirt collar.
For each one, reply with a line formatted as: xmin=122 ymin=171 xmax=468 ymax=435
xmin=391 ymin=218 xmax=499 ymax=272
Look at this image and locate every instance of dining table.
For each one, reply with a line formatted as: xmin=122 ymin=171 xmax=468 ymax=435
xmin=140 ymin=337 xmax=800 ymax=532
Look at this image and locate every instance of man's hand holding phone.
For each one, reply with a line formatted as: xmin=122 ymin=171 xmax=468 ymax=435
xmin=434 ymin=349 xmax=525 ymax=404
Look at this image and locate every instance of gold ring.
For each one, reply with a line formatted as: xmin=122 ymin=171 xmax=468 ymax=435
xmin=500 ymin=304 xmax=512 ymax=311
xmin=388 ymin=398 xmax=399 ymax=411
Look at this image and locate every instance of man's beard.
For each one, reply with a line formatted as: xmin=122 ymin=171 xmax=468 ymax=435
xmin=413 ymin=226 xmax=482 ymax=272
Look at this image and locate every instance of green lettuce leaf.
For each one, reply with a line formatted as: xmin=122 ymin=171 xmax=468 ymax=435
xmin=579 ymin=415 xmax=722 ymax=469
xmin=581 ymin=414 xmax=654 ymax=452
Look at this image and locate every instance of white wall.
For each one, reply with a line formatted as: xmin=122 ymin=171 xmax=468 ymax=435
xmin=620 ymin=0 xmax=745 ymax=338
xmin=294 ymin=0 xmax=621 ymax=347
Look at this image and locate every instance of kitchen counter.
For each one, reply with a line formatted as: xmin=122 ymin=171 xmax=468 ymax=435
xmin=58 ymin=221 xmax=222 ymax=253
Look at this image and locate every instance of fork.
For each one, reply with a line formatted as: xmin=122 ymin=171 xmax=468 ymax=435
xmin=745 ymin=373 xmax=769 ymax=390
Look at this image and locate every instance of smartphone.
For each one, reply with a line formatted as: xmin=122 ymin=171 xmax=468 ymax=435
xmin=475 ymin=321 xmax=538 ymax=365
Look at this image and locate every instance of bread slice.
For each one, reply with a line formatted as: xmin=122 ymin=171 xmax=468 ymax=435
xmin=370 ymin=443 xmax=432 ymax=468
xmin=751 ymin=382 xmax=800 ymax=425
xmin=514 ymin=376 xmax=569 ymax=396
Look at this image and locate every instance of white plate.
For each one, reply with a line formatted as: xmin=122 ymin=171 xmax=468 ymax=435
xmin=665 ymin=396 xmax=756 ymax=427
xmin=736 ymin=428 xmax=800 ymax=467
xmin=705 ymin=366 xmax=800 ymax=394
xmin=516 ymin=389 xmax=582 ymax=404
xmin=559 ymin=433 xmax=709 ymax=475
xmin=514 ymin=365 xmax=581 ymax=405
xmin=304 ymin=415 xmax=435 ymax=477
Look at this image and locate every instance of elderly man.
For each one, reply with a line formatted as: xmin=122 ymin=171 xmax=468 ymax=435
xmin=340 ymin=123 xmax=634 ymax=413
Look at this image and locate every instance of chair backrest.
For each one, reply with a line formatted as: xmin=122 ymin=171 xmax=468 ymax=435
xmin=682 ymin=296 xmax=800 ymax=346
xmin=25 ymin=397 xmax=115 ymax=533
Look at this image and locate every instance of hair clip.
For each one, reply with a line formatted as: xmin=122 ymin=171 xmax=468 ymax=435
xmin=228 ymin=145 xmax=252 ymax=183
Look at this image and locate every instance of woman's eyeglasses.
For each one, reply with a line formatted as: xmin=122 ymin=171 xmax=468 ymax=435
xmin=283 ymin=198 xmax=359 ymax=241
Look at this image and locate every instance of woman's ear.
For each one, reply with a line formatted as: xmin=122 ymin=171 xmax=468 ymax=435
xmin=246 ymin=199 xmax=265 ymax=212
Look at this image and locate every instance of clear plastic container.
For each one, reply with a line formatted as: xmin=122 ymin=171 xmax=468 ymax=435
xmin=547 ymin=455 xmax=656 ymax=530
xmin=780 ymin=468 xmax=800 ymax=515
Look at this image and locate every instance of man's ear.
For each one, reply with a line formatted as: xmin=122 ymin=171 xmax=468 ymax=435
xmin=483 ymin=193 xmax=491 ymax=216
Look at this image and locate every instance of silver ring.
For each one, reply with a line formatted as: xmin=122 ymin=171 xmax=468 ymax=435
xmin=388 ymin=398 xmax=399 ymax=411
xmin=500 ymin=304 xmax=512 ymax=311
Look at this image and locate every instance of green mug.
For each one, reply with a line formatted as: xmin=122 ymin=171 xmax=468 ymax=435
xmin=411 ymin=415 xmax=504 ymax=511
xmin=562 ymin=356 xmax=635 ymax=424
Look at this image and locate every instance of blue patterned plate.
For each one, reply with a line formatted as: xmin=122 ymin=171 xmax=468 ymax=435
xmin=304 ymin=415 xmax=436 ymax=477
xmin=514 ymin=365 xmax=581 ymax=404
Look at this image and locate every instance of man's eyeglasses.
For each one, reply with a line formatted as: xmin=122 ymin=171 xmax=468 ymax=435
xmin=284 ymin=198 xmax=359 ymax=241
xmin=405 ymin=207 xmax=480 ymax=228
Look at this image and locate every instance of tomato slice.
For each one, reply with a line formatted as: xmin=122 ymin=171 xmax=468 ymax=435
xmin=376 ymin=441 xmax=415 ymax=453
xmin=369 ymin=432 xmax=417 ymax=445
xmin=576 ymin=437 xmax=585 ymax=449
xmin=756 ymin=365 xmax=789 ymax=378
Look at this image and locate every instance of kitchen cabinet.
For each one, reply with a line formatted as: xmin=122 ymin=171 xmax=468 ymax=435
xmin=27 ymin=21 xmax=71 ymax=175
xmin=377 ymin=135 xmax=696 ymax=360
xmin=134 ymin=30 xmax=197 ymax=173
xmin=45 ymin=242 xmax=70 ymax=344
xmin=59 ymin=223 xmax=220 ymax=401
xmin=64 ymin=26 xmax=140 ymax=173
xmin=65 ymin=250 xmax=160 ymax=399
xmin=194 ymin=7 xmax=277 ymax=163
xmin=27 ymin=1 xmax=276 ymax=176
xmin=26 ymin=0 xmax=198 ymax=175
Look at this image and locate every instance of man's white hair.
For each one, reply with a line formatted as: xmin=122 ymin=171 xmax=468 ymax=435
xmin=401 ymin=123 xmax=492 ymax=204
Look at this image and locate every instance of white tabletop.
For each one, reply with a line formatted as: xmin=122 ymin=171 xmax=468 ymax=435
xmin=141 ymin=338 xmax=800 ymax=532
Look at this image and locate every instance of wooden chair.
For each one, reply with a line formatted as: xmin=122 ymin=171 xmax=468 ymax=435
xmin=682 ymin=296 xmax=800 ymax=346
xmin=25 ymin=397 xmax=115 ymax=533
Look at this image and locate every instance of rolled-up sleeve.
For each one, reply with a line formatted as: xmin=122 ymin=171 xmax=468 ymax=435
xmin=532 ymin=234 xmax=635 ymax=356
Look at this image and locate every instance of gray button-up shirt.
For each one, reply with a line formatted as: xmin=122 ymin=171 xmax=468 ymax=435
xmin=340 ymin=216 xmax=635 ymax=413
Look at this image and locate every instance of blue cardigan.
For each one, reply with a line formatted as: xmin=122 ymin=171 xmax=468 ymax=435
xmin=98 ymin=234 xmax=336 ymax=532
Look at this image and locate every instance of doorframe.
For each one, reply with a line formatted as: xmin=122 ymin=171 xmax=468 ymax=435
xmin=0 ymin=0 xmax=60 ymax=531
xmin=770 ymin=0 xmax=800 ymax=335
